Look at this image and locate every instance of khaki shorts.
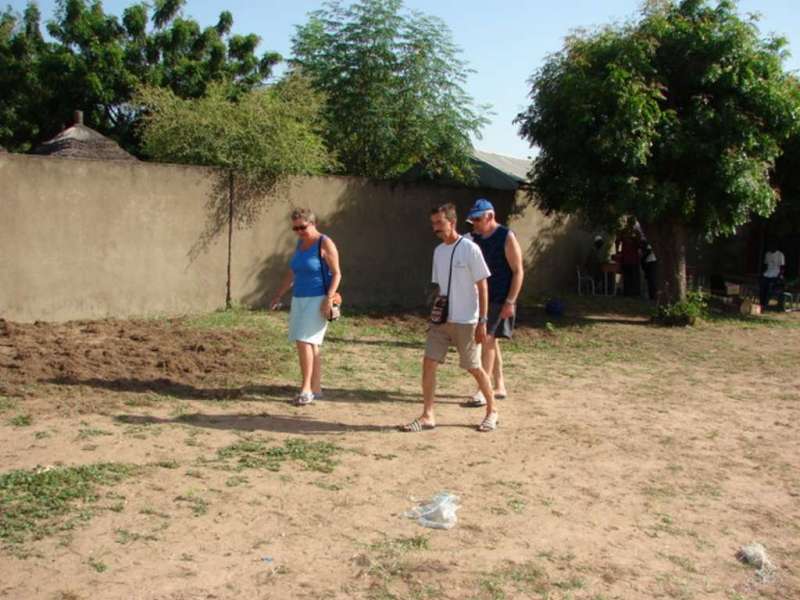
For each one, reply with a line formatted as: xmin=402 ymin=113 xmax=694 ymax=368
xmin=425 ymin=322 xmax=481 ymax=370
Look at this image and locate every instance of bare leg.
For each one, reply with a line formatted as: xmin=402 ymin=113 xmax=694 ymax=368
xmin=493 ymin=341 xmax=507 ymax=396
xmin=481 ymin=336 xmax=497 ymax=385
xmin=296 ymin=341 xmax=314 ymax=393
xmin=311 ymin=344 xmax=322 ymax=394
xmin=468 ymin=367 xmax=496 ymax=417
xmin=420 ymin=357 xmax=438 ymax=424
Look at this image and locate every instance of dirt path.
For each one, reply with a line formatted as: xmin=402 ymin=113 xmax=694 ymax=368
xmin=1 ymin=308 xmax=798 ymax=599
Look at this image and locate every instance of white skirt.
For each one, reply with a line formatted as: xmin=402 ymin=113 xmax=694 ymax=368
xmin=288 ymin=295 xmax=328 ymax=345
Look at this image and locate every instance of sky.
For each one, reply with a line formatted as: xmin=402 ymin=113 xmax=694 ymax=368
xmin=10 ymin=0 xmax=800 ymax=159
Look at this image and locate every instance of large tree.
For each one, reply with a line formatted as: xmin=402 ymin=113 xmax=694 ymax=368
xmin=291 ymin=0 xmax=488 ymax=182
xmin=135 ymin=72 xmax=334 ymax=306
xmin=516 ymin=0 xmax=800 ymax=302
xmin=0 ymin=0 xmax=281 ymax=153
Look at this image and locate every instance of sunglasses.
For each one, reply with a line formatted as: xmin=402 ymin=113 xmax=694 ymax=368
xmin=292 ymin=224 xmax=309 ymax=232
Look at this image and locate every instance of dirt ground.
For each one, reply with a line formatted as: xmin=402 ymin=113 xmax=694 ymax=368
xmin=0 ymin=301 xmax=799 ymax=600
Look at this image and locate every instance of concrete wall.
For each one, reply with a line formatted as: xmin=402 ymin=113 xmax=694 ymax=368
xmin=1 ymin=154 xmax=588 ymax=322
xmin=1 ymin=154 xmax=227 ymax=322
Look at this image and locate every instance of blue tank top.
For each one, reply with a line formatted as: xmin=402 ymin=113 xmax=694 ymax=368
xmin=472 ymin=226 xmax=512 ymax=303
xmin=291 ymin=237 xmax=331 ymax=297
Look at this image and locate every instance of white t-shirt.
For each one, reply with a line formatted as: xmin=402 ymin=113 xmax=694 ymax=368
xmin=763 ymin=250 xmax=785 ymax=278
xmin=431 ymin=236 xmax=491 ymax=324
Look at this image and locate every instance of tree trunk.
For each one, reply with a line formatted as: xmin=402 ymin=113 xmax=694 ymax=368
xmin=225 ymin=171 xmax=234 ymax=310
xmin=646 ymin=219 xmax=687 ymax=305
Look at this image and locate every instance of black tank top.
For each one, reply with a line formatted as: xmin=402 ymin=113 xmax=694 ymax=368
xmin=472 ymin=226 xmax=512 ymax=303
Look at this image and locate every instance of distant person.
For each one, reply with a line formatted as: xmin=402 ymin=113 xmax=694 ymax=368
xmin=640 ymin=239 xmax=658 ymax=300
xmin=759 ymin=241 xmax=785 ymax=311
xmin=269 ymin=208 xmax=342 ymax=405
xmin=616 ymin=217 xmax=642 ymax=297
xmin=586 ymin=235 xmax=611 ymax=290
xmin=399 ymin=203 xmax=498 ymax=433
xmin=464 ymin=198 xmax=524 ymax=406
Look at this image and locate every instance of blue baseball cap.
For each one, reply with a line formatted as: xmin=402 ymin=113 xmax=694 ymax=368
xmin=466 ymin=198 xmax=494 ymax=222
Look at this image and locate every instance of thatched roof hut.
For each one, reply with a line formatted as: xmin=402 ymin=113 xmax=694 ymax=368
xmin=33 ymin=111 xmax=136 ymax=161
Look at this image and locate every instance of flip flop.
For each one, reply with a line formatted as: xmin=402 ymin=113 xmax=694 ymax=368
xmin=292 ymin=391 xmax=315 ymax=406
xmin=477 ymin=412 xmax=499 ymax=432
xmin=398 ymin=418 xmax=436 ymax=432
xmin=465 ymin=391 xmax=487 ymax=407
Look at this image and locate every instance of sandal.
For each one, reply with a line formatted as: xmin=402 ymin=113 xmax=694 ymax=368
xmin=398 ymin=418 xmax=436 ymax=432
xmin=464 ymin=391 xmax=487 ymax=407
xmin=293 ymin=391 xmax=315 ymax=406
xmin=477 ymin=412 xmax=499 ymax=432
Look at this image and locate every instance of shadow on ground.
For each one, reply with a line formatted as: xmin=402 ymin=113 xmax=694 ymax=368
xmin=46 ymin=377 xmax=473 ymax=406
xmin=114 ymin=412 xmax=475 ymax=435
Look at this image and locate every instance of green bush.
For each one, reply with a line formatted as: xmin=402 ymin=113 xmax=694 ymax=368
xmin=653 ymin=291 xmax=708 ymax=326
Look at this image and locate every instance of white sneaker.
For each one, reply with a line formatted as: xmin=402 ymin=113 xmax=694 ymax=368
xmin=468 ymin=390 xmax=487 ymax=406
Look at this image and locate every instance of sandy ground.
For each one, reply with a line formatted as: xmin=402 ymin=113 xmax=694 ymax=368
xmin=0 ymin=306 xmax=798 ymax=599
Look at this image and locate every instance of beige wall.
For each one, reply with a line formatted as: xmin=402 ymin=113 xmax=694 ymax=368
xmin=1 ymin=154 xmax=588 ymax=322
xmin=1 ymin=154 xmax=227 ymax=322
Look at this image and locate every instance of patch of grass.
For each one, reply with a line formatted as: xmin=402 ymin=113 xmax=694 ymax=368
xmin=0 ymin=396 xmax=17 ymax=413
xmin=225 ymin=475 xmax=249 ymax=487
xmin=312 ymin=480 xmax=342 ymax=491
xmin=9 ymin=414 xmax=32 ymax=427
xmin=507 ymin=499 xmax=526 ymax=514
xmin=77 ymin=427 xmax=113 ymax=440
xmin=358 ymin=535 xmax=435 ymax=599
xmin=115 ymin=528 xmax=158 ymax=544
xmin=87 ymin=556 xmax=108 ymax=573
xmin=174 ymin=492 xmax=208 ymax=516
xmin=140 ymin=507 xmax=170 ymax=519
xmin=217 ymin=437 xmax=342 ymax=473
xmin=476 ymin=561 xmax=548 ymax=600
xmin=0 ymin=463 xmax=137 ymax=550
xmin=154 ymin=459 xmax=180 ymax=469
xmin=34 ymin=430 xmax=51 ymax=440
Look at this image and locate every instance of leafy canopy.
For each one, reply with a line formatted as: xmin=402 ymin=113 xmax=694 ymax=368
xmin=0 ymin=0 xmax=281 ymax=153
xmin=516 ymin=0 xmax=800 ymax=239
xmin=291 ymin=0 xmax=489 ymax=181
xmin=136 ymin=72 xmax=333 ymax=227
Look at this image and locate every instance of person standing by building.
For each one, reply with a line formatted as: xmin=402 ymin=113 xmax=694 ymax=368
xmin=616 ymin=217 xmax=642 ymax=297
xmin=759 ymin=240 xmax=786 ymax=311
xmin=463 ymin=198 xmax=524 ymax=406
xmin=399 ymin=203 xmax=498 ymax=433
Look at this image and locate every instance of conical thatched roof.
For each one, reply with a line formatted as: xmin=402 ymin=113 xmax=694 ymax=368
xmin=33 ymin=111 xmax=136 ymax=161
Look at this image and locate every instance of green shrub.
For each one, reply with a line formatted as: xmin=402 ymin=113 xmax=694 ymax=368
xmin=654 ymin=291 xmax=707 ymax=326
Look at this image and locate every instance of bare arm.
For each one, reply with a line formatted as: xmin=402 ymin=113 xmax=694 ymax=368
xmin=501 ymin=231 xmax=524 ymax=319
xmin=270 ymin=270 xmax=294 ymax=310
xmin=475 ymin=278 xmax=488 ymax=343
xmin=321 ymin=236 xmax=342 ymax=298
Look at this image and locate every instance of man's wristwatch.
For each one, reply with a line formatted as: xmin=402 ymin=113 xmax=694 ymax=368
xmin=478 ymin=316 xmax=488 ymax=324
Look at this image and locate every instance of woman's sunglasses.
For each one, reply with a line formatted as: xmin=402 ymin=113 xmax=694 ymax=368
xmin=292 ymin=224 xmax=309 ymax=232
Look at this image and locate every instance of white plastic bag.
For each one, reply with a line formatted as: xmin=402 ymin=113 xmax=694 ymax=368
xmin=404 ymin=492 xmax=460 ymax=530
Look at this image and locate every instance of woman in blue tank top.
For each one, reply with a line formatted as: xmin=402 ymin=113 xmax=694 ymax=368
xmin=269 ymin=208 xmax=342 ymax=405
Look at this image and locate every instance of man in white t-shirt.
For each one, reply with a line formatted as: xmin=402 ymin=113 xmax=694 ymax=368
xmin=399 ymin=203 xmax=498 ymax=433
xmin=759 ymin=241 xmax=786 ymax=311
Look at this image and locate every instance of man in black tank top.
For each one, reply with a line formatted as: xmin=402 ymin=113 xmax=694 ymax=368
xmin=465 ymin=199 xmax=524 ymax=406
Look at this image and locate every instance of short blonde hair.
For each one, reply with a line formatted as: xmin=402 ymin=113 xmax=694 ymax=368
xmin=290 ymin=207 xmax=316 ymax=224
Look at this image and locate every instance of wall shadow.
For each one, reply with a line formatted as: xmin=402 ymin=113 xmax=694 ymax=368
xmin=46 ymin=376 xmax=457 ymax=405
